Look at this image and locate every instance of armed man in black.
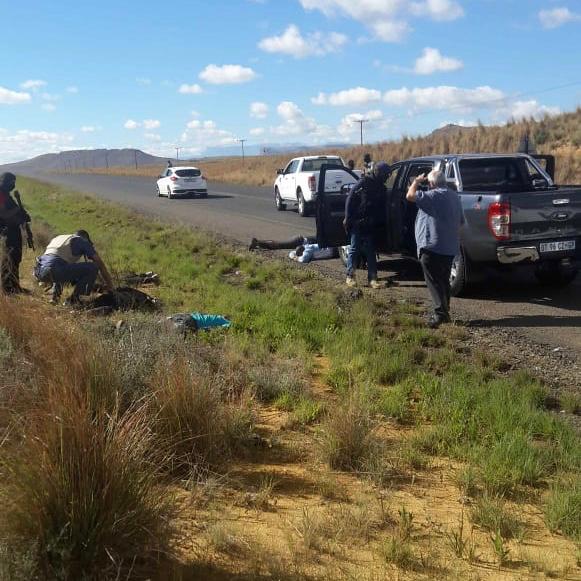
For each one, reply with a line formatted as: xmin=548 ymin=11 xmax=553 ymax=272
xmin=0 ymin=172 xmax=30 ymax=294
xmin=343 ymin=161 xmax=390 ymax=288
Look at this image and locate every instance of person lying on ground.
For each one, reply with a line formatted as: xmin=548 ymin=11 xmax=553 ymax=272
xmin=34 ymin=230 xmax=114 ymax=304
xmin=406 ymin=169 xmax=463 ymax=329
xmin=0 ymin=172 xmax=30 ymax=294
xmin=248 ymin=235 xmax=316 ymax=251
xmin=288 ymin=243 xmax=339 ymax=263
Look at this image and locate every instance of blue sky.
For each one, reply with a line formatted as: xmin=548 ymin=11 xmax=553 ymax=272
xmin=0 ymin=0 xmax=580 ymax=162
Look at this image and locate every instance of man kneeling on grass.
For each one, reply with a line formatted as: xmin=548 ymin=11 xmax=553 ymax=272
xmin=34 ymin=230 xmax=114 ymax=304
xmin=406 ymin=169 xmax=463 ymax=329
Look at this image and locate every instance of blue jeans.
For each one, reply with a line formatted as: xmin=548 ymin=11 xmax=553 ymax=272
xmin=35 ymin=261 xmax=99 ymax=297
xmin=346 ymin=231 xmax=377 ymax=282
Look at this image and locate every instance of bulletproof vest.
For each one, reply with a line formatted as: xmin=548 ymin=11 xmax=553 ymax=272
xmin=44 ymin=235 xmax=80 ymax=264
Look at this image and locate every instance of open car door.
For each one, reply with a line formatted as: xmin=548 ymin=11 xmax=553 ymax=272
xmin=315 ymin=164 xmax=360 ymax=248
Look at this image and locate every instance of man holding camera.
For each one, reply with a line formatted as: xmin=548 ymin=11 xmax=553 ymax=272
xmin=406 ymin=169 xmax=463 ymax=328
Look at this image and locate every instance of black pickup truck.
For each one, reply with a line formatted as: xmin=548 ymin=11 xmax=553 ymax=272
xmin=316 ymin=153 xmax=581 ymax=295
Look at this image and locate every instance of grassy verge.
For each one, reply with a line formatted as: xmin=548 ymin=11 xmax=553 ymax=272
xmin=0 ymin=177 xmax=579 ymax=578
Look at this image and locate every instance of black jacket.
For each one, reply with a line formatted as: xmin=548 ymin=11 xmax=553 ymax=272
xmin=344 ymin=175 xmax=387 ymax=234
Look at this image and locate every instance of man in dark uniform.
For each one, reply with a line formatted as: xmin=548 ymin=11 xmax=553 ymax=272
xmin=343 ymin=161 xmax=390 ymax=289
xmin=0 ymin=172 xmax=29 ymax=294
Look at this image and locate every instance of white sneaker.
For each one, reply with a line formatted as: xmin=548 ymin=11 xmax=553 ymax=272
xmin=369 ymin=280 xmax=382 ymax=289
xmin=346 ymin=276 xmax=357 ymax=287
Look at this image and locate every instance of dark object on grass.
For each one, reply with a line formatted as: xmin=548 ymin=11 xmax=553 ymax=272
xmin=86 ymin=287 xmax=160 ymax=312
xmin=121 ymin=271 xmax=160 ymax=286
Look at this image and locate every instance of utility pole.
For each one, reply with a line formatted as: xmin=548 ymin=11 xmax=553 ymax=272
xmin=134 ymin=149 xmax=138 ymax=169
xmin=105 ymin=150 xmax=109 ymax=170
xmin=354 ymin=119 xmax=369 ymax=146
xmin=175 ymin=146 xmax=183 ymax=161
xmin=238 ymin=138 xmax=247 ymax=162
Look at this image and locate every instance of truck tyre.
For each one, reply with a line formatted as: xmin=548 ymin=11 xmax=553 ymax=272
xmin=275 ymin=187 xmax=286 ymax=211
xmin=534 ymin=262 xmax=579 ymax=287
xmin=297 ymin=189 xmax=309 ymax=217
xmin=156 ymin=185 xmax=161 ymax=197
xmin=450 ymin=249 xmax=470 ymax=297
xmin=167 ymin=186 xmax=173 ymax=199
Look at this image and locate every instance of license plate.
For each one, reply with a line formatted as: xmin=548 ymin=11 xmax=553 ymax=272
xmin=184 ymin=178 xmax=198 ymax=183
xmin=540 ymin=240 xmax=576 ymax=252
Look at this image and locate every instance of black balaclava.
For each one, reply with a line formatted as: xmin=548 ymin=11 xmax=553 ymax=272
xmin=0 ymin=172 xmax=16 ymax=193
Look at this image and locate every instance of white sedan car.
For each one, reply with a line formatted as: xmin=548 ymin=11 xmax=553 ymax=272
xmin=157 ymin=166 xmax=208 ymax=199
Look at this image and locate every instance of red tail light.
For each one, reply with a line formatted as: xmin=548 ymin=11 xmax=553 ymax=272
xmin=170 ymin=176 xmax=178 ymax=182
xmin=308 ymin=175 xmax=316 ymax=192
xmin=488 ymin=202 xmax=511 ymax=240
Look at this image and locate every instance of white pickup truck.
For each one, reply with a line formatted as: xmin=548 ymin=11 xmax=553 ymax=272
xmin=273 ymin=155 xmax=358 ymax=217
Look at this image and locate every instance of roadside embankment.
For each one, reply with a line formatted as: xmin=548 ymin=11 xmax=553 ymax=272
xmin=0 ymin=178 xmax=579 ymax=580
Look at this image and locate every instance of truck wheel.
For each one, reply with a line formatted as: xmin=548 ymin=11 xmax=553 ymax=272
xmin=297 ymin=190 xmax=309 ymax=217
xmin=450 ymin=249 xmax=470 ymax=296
xmin=275 ymin=187 xmax=286 ymax=211
xmin=534 ymin=262 xmax=579 ymax=287
xmin=167 ymin=186 xmax=173 ymax=199
xmin=156 ymin=185 xmax=161 ymax=197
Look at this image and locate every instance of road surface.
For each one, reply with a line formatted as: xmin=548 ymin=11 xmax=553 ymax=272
xmin=23 ymin=171 xmax=581 ymax=356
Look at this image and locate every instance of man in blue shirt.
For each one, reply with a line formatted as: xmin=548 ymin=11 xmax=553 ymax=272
xmin=34 ymin=230 xmax=114 ymax=304
xmin=406 ymin=169 xmax=463 ymax=328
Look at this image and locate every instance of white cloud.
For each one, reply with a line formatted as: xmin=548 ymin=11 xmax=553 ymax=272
xmin=20 ymin=79 xmax=47 ymax=91
xmin=383 ymin=85 xmax=505 ymax=112
xmin=250 ymin=101 xmax=269 ymax=118
xmin=66 ymin=86 xmax=79 ymax=94
xmin=80 ymin=126 xmax=98 ymax=133
xmin=199 ymin=64 xmax=257 ymax=85
xmin=0 ymin=127 xmax=74 ymax=163
xmin=258 ymin=24 xmax=347 ymax=58
xmin=124 ymin=119 xmax=140 ymax=130
xmin=144 ymin=132 xmax=161 ymax=142
xmin=312 ymin=87 xmax=382 ymax=106
xmin=181 ymin=117 xmax=238 ymax=150
xmin=178 ymin=83 xmax=203 ymax=94
xmin=143 ymin=119 xmax=160 ymax=130
xmin=414 ymin=47 xmax=463 ymax=75
xmin=299 ymin=0 xmax=463 ymax=42
xmin=41 ymin=103 xmax=57 ymax=112
xmin=500 ymin=100 xmax=560 ymax=121
xmin=272 ymin=100 xmax=319 ymax=136
xmin=538 ymin=7 xmax=581 ymax=28
xmin=0 ymin=86 xmax=31 ymax=105
xmin=337 ymin=110 xmax=384 ymax=136
xmin=411 ymin=0 xmax=464 ymax=21
xmin=250 ymin=127 xmax=265 ymax=136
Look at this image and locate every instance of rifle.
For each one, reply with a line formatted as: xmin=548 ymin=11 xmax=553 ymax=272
xmin=13 ymin=190 xmax=35 ymax=250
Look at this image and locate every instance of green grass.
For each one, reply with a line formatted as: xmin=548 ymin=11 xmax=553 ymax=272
xmin=13 ymin=177 xmax=581 ymax=543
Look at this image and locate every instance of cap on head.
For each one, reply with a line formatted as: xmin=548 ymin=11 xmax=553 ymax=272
xmin=75 ymin=229 xmax=93 ymax=245
xmin=374 ymin=161 xmax=390 ymax=180
xmin=0 ymin=172 xmax=16 ymax=192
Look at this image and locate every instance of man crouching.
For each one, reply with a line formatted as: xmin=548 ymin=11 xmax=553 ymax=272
xmin=34 ymin=230 xmax=114 ymax=304
xmin=406 ymin=169 xmax=463 ymax=328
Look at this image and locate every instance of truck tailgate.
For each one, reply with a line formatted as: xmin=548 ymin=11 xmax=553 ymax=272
xmin=509 ymin=187 xmax=581 ymax=242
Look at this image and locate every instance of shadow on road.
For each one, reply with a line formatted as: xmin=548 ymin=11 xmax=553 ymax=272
xmin=168 ymin=194 xmax=233 ymax=200
xmin=469 ymin=314 xmax=581 ymax=328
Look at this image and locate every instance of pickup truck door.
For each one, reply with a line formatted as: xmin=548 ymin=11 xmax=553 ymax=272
xmin=280 ymin=160 xmax=299 ymax=200
xmin=396 ymin=161 xmax=435 ymax=255
xmin=315 ymin=164 xmax=360 ymax=248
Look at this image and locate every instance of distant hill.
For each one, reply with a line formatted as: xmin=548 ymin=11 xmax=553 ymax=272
xmin=0 ymin=149 xmax=177 ymax=173
xmin=428 ymin=124 xmax=476 ymax=139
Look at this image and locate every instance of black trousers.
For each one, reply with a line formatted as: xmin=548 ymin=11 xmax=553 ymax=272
xmin=0 ymin=226 xmax=22 ymax=293
xmin=253 ymin=235 xmax=315 ymax=250
xmin=420 ymin=250 xmax=454 ymax=320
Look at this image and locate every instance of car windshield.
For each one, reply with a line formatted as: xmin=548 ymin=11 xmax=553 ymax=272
xmin=175 ymin=169 xmax=201 ymax=177
xmin=302 ymin=158 xmax=342 ymax=172
xmin=459 ymin=158 xmax=531 ymax=192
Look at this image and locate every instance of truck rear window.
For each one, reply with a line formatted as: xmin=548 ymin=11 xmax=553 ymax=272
xmin=459 ymin=159 xmax=529 ymax=192
xmin=302 ymin=158 xmax=342 ymax=172
xmin=175 ymin=169 xmax=201 ymax=177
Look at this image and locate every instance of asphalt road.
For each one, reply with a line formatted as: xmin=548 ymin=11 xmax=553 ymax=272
xmin=23 ymin=172 xmax=581 ymax=356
